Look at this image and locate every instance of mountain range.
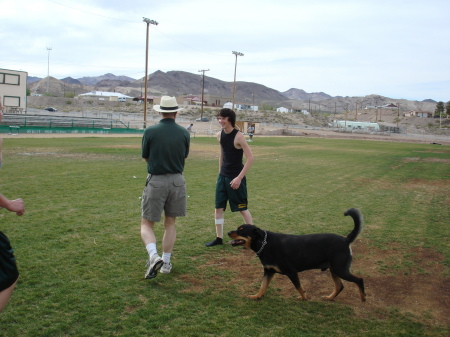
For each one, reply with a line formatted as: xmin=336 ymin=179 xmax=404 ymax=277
xmin=27 ymin=71 xmax=437 ymax=112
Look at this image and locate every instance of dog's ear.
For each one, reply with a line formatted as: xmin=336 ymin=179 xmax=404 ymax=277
xmin=245 ymin=225 xmax=264 ymax=238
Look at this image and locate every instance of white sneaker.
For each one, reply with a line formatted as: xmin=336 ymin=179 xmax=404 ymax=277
xmin=160 ymin=262 xmax=172 ymax=274
xmin=145 ymin=255 xmax=163 ymax=279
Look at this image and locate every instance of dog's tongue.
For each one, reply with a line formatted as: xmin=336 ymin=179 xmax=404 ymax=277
xmin=229 ymin=239 xmax=245 ymax=246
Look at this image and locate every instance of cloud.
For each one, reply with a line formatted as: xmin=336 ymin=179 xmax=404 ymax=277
xmin=1 ymin=0 xmax=449 ymax=101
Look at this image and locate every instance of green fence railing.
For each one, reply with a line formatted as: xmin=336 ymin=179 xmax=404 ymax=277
xmin=0 ymin=125 xmax=144 ymax=135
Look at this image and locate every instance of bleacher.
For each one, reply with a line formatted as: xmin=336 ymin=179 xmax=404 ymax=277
xmin=0 ymin=113 xmax=128 ymax=129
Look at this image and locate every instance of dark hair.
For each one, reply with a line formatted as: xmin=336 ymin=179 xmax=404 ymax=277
xmin=217 ymin=108 xmax=236 ymax=127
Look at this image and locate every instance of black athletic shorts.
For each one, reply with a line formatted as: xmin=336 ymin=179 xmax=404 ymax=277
xmin=215 ymin=174 xmax=248 ymax=212
xmin=0 ymin=231 xmax=19 ymax=292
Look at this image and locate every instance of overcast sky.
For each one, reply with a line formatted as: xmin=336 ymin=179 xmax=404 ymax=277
xmin=1 ymin=0 xmax=449 ymax=101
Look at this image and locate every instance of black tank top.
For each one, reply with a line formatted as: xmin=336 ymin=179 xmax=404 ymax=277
xmin=220 ymin=129 xmax=244 ymax=178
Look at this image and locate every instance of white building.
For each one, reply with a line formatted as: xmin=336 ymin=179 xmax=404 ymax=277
xmin=0 ymin=68 xmax=28 ymax=113
xmin=78 ymin=91 xmax=133 ymax=102
xmin=406 ymin=111 xmax=432 ymax=118
xmin=277 ymin=107 xmax=309 ymax=115
xmin=223 ymin=102 xmax=258 ymax=111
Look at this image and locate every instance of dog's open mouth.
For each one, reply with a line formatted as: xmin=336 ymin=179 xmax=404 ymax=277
xmin=230 ymin=239 xmax=246 ymax=246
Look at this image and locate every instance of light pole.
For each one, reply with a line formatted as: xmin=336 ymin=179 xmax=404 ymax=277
xmin=198 ymin=69 xmax=209 ymax=119
xmin=231 ymin=51 xmax=244 ymax=110
xmin=46 ymin=46 xmax=52 ymax=93
xmin=143 ymin=17 xmax=158 ymax=128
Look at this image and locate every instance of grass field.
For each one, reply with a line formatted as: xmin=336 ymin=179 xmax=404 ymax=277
xmin=0 ymin=135 xmax=449 ymax=336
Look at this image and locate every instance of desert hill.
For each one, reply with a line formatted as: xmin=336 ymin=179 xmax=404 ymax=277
xmin=28 ymin=71 xmax=438 ymax=113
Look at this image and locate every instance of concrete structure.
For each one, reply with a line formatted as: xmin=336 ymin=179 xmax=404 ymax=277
xmin=0 ymin=68 xmax=28 ymax=113
xmin=78 ymin=91 xmax=133 ymax=102
xmin=333 ymin=120 xmax=380 ymax=131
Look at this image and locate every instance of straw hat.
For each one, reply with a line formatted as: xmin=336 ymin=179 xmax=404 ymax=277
xmin=153 ymin=96 xmax=183 ymax=113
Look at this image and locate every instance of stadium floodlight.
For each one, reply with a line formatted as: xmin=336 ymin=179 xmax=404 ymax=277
xmin=198 ymin=69 xmax=209 ymax=119
xmin=231 ymin=51 xmax=244 ymax=110
xmin=46 ymin=46 xmax=52 ymax=93
xmin=143 ymin=17 xmax=158 ymax=127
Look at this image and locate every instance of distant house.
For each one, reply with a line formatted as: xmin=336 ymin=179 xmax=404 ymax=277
xmin=183 ymin=95 xmax=206 ymax=106
xmin=276 ymin=107 xmax=309 ymax=115
xmin=0 ymin=68 xmax=28 ymax=113
xmin=78 ymin=91 xmax=133 ymax=102
xmin=365 ymin=103 xmax=398 ymax=109
xmin=381 ymin=103 xmax=398 ymax=109
xmin=133 ymin=95 xmax=156 ymax=103
xmin=223 ymin=102 xmax=258 ymax=111
xmin=277 ymin=107 xmax=289 ymax=113
xmin=406 ymin=110 xmax=432 ymax=118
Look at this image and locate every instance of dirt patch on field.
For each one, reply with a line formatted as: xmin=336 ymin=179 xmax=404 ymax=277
xmin=402 ymin=157 xmax=450 ymax=164
xmin=181 ymin=242 xmax=449 ymax=326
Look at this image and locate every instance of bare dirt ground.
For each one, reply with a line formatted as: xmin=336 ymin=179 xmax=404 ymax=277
xmin=181 ymin=242 xmax=449 ymax=327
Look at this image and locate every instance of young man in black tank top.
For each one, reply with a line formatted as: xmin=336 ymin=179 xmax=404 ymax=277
xmin=205 ymin=108 xmax=254 ymax=247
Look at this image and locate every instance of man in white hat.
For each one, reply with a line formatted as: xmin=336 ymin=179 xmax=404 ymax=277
xmin=140 ymin=96 xmax=190 ymax=279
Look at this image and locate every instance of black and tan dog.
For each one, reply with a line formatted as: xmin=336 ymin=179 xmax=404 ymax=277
xmin=228 ymin=208 xmax=366 ymax=302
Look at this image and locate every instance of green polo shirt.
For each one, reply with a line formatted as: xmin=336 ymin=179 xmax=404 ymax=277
xmin=142 ymin=118 xmax=190 ymax=175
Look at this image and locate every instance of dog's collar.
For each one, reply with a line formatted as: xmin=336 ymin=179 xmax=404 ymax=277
xmin=256 ymin=230 xmax=267 ymax=256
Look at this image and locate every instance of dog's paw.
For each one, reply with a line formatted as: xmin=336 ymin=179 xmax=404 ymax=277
xmin=248 ymin=294 xmax=262 ymax=300
xmin=322 ymin=295 xmax=336 ymax=301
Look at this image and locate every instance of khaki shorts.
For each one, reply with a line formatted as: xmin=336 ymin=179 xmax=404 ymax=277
xmin=141 ymin=173 xmax=187 ymax=222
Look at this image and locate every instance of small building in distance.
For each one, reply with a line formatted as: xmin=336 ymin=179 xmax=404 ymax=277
xmin=405 ymin=111 xmax=432 ymax=118
xmin=223 ymin=102 xmax=258 ymax=111
xmin=0 ymin=68 xmax=28 ymax=113
xmin=78 ymin=91 xmax=133 ymax=102
xmin=277 ymin=107 xmax=309 ymax=115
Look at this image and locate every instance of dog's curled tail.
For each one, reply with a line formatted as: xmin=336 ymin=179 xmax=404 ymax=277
xmin=344 ymin=208 xmax=363 ymax=243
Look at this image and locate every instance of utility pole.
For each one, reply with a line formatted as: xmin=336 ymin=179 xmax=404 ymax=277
xmin=355 ymin=102 xmax=358 ymax=121
xmin=375 ymin=97 xmax=379 ymax=122
xmin=143 ymin=17 xmax=158 ymax=128
xmin=345 ymin=103 xmax=349 ymax=127
xmin=46 ymin=46 xmax=52 ymax=93
xmin=231 ymin=51 xmax=244 ymax=110
xmin=198 ymin=69 xmax=209 ymax=119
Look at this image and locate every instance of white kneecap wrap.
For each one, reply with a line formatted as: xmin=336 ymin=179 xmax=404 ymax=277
xmin=215 ymin=218 xmax=224 ymax=237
